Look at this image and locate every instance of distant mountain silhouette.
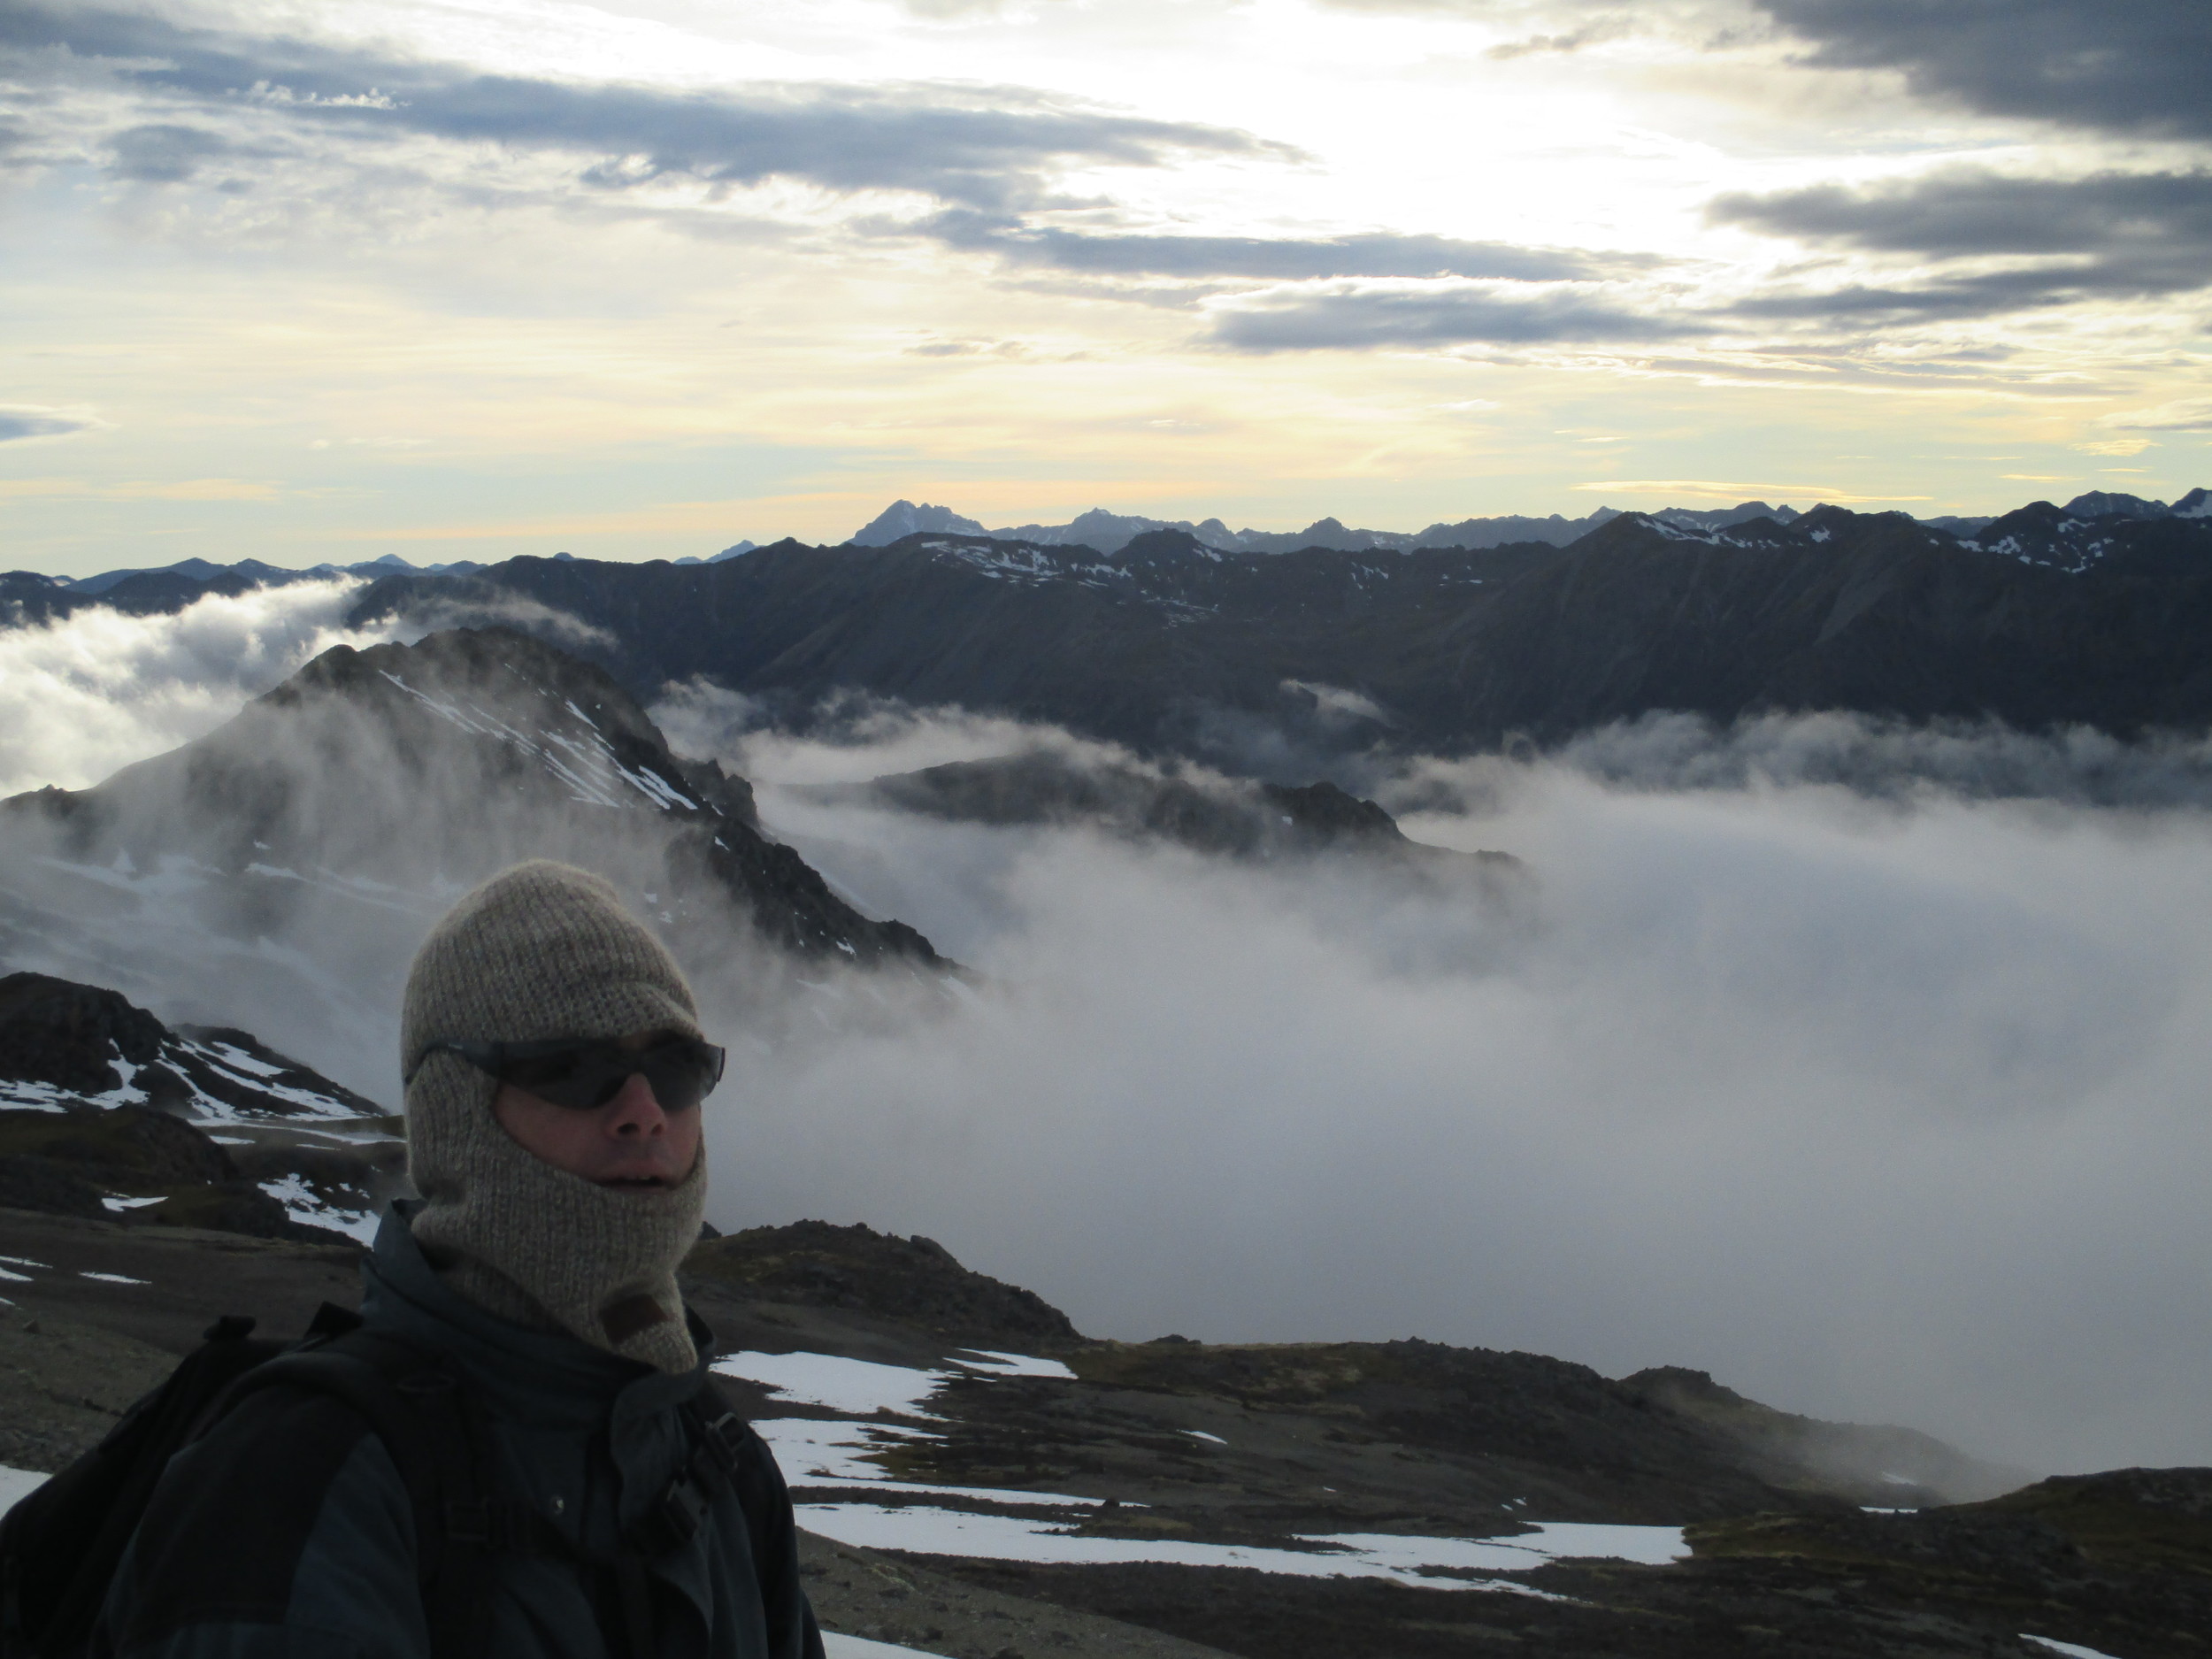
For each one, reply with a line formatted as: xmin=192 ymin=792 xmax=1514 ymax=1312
xmin=318 ymin=502 xmax=2212 ymax=765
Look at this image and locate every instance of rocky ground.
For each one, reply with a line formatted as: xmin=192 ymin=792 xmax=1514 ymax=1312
xmin=5 ymin=1205 xmax=2202 ymax=1659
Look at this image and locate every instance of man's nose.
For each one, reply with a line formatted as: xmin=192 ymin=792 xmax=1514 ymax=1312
xmin=604 ymin=1072 xmax=668 ymax=1136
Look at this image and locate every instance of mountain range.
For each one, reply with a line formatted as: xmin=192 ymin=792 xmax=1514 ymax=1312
xmin=12 ymin=492 xmax=2209 ymax=776
xmin=826 ymin=487 xmax=2209 ymax=556
xmin=13 ymin=490 xmax=2207 ymax=613
xmin=318 ymin=498 xmax=2212 ymax=770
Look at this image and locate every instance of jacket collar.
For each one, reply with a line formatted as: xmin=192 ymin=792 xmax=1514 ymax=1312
xmin=361 ymin=1201 xmax=716 ymax=1428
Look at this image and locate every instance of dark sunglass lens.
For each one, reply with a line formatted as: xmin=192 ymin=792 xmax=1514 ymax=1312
xmin=483 ymin=1038 xmax=723 ymax=1110
xmin=503 ymin=1050 xmax=588 ymax=1091
xmin=638 ymin=1040 xmax=724 ymax=1111
xmin=494 ymin=1043 xmax=628 ymax=1110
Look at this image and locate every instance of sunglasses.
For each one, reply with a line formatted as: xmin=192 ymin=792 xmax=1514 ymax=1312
xmin=416 ymin=1035 xmax=726 ymax=1112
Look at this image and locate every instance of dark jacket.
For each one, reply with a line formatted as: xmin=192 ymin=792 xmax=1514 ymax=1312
xmin=95 ymin=1210 xmax=823 ymax=1659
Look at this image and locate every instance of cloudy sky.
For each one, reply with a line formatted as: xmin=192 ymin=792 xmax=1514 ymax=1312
xmin=3 ymin=0 xmax=2208 ymax=572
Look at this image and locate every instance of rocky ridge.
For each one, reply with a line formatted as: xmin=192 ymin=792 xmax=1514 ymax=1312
xmin=0 ymin=972 xmax=396 ymax=1243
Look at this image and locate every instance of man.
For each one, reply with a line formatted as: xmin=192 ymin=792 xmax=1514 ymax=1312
xmin=96 ymin=860 xmax=824 ymax=1659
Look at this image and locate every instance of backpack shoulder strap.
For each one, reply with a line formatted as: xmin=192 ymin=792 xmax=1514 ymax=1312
xmin=205 ymin=1312 xmax=495 ymax=1659
xmin=685 ymin=1379 xmax=825 ymax=1659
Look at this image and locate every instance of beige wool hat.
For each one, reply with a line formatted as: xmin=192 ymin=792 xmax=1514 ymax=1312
xmin=402 ymin=859 xmax=709 ymax=1374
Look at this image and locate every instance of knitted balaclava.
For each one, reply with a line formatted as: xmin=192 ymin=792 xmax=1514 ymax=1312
xmin=403 ymin=860 xmax=707 ymax=1374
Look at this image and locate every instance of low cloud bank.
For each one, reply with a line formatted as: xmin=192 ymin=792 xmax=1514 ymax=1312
xmin=1379 ymin=708 xmax=2212 ymax=812
xmin=701 ymin=705 xmax=2212 ymax=1478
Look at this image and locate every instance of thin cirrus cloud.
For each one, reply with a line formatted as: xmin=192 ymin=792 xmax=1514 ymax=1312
xmin=1711 ymin=169 xmax=2212 ymax=323
xmin=1755 ymin=0 xmax=2212 ymax=141
xmin=0 ymin=3 xmax=1287 ymax=213
xmin=1207 ymin=280 xmax=1695 ymax=351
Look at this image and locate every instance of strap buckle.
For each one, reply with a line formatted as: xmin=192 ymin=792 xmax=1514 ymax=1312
xmin=697 ymin=1411 xmax=747 ymax=1476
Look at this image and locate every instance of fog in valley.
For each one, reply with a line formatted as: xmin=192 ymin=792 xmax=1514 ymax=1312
xmin=4 ymin=585 xmax=2210 ymax=1479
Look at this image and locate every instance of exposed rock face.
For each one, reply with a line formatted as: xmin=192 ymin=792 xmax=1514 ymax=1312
xmin=685 ymin=1218 xmax=1081 ymax=1349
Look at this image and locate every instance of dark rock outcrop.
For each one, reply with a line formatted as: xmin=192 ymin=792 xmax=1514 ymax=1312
xmin=0 ymin=972 xmax=380 ymax=1119
xmin=845 ymin=751 xmax=1518 ymax=866
xmin=685 ymin=1218 xmax=1081 ymax=1349
xmin=0 ymin=974 xmax=394 ymax=1245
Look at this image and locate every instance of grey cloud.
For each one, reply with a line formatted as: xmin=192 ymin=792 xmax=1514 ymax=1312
xmin=1714 ymin=169 xmax=2212 ymax=323
xmin=1711 ymin=171 xmax=2212 ymax=261
xmin=1756 ymin=0 xmax=2212 ymax=139
xmin=1488 ymin=17 xmax=1635 ymax=59
xmin=1736 ymin=272 xmax=2140 ymax=323
xmin=0 ymin=4 xmax=1280 ymax=211
xmin=0 ymin=406 xmax=96 ymax=442
xmin=108 ymin=123 xmax=232 ymax=182
xmin=1209 ymin=282 xmax=1695 ymax=351
xmin=922 ymin=211 xmax=1620 ymax=280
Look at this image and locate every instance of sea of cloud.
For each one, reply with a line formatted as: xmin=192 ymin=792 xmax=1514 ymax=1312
xmin=695 ymin=711 xmax=2212 ymax=1478
xmin=4 ymin=582 xmax=2209 ymax=1476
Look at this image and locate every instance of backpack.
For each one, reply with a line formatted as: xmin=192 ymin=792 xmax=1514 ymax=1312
xmin=0 ymin=1303 xmax=778 ymax=1659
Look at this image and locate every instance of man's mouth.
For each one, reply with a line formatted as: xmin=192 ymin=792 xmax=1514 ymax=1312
xmin=597 ymin=1174 xmax=672 ymax=1190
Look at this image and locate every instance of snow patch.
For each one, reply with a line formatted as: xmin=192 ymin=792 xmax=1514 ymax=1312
xmin=795 ymin=1503 xmax=1617 ymax=1595
xmin=822 ymin=1634 xmax=942 ymax=1659
xmin=257 ymin=1175 xmax=380 ymax=1242
xmin=712 ymin=1352 xmax=954 ymax=1417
